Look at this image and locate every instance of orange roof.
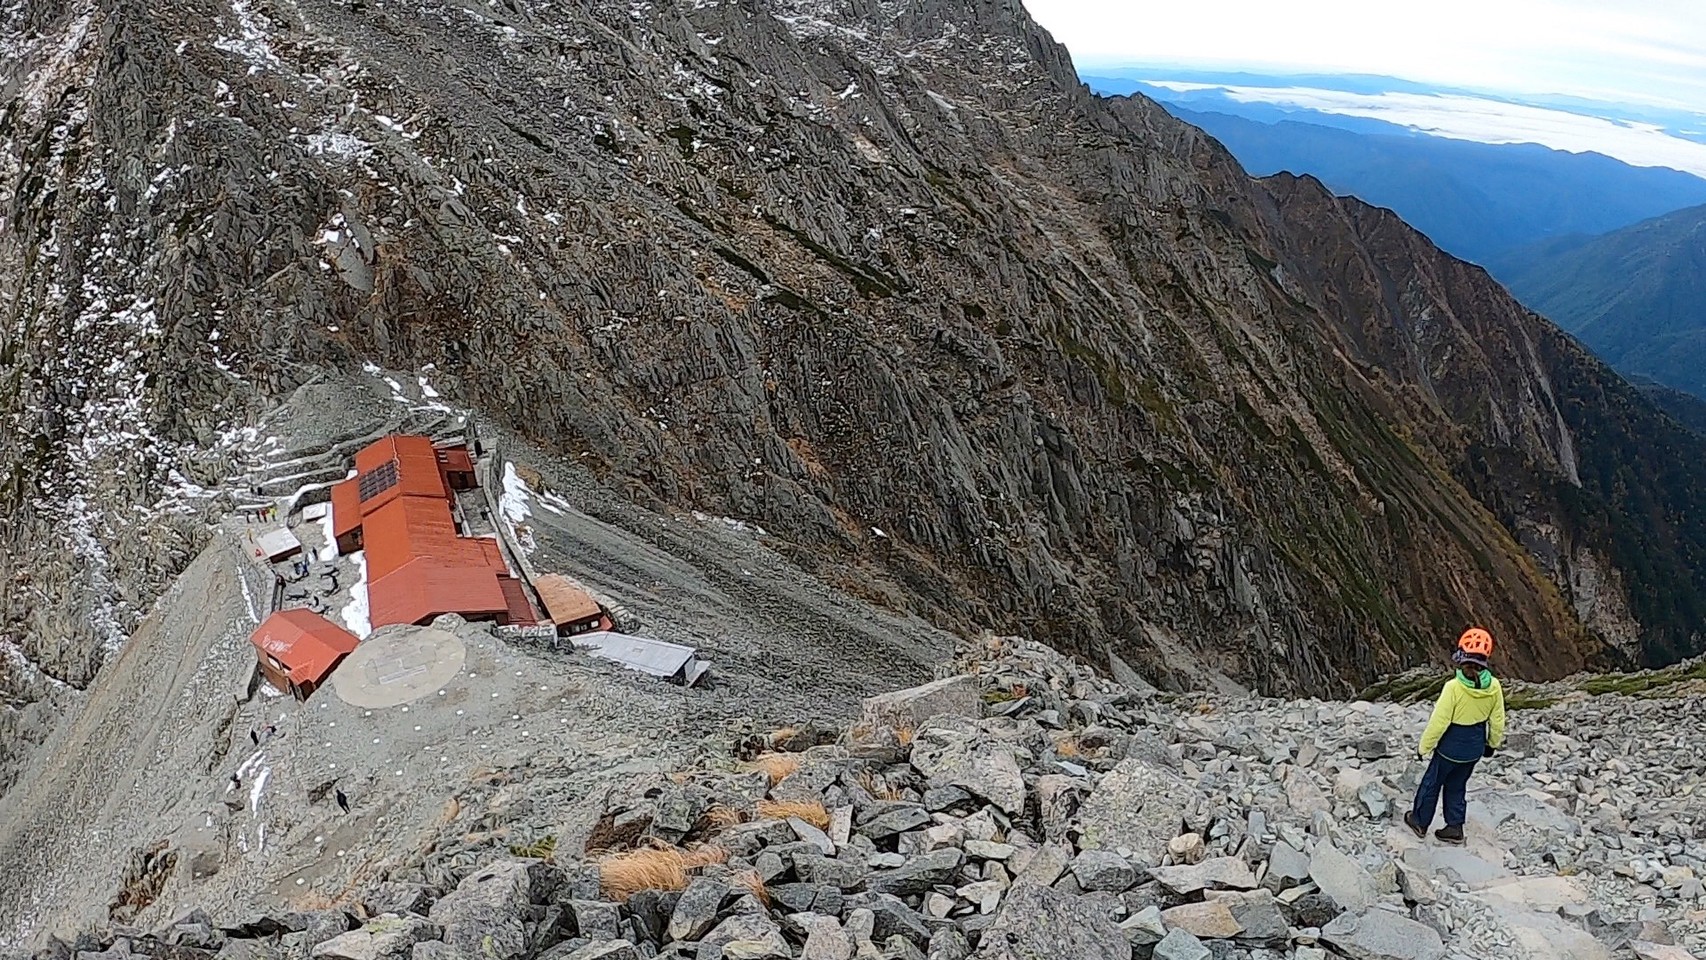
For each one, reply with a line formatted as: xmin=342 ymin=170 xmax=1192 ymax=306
xmin=535 ymin=574 xmax=602 ymax=625
xmin=250 ymin=609 xmax=359 ymax=686
xmin=369 ymin=558 xmax=510 ymax=628
xmin=331 ymin=434 xmax=525 ymax=628
xmin=438 ymin=445 xmax=475 ymax=474
xmin=331 ymin=478 xmax=361 ymax=539
xmin=498 ymin=576 xmax=539 ymax=626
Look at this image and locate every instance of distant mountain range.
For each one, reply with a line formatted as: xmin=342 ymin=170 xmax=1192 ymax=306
xmin=1083 ymin=74 xmax=1706 ymax=267
xmin=1493 ymin=205 xmax=1706 ymax=403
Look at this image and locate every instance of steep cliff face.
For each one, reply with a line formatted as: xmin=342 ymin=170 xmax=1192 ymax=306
xmin=3 ymin=0 xmax=1704 ymax=715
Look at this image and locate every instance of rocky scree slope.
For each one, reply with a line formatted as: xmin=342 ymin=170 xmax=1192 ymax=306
xmin=5 ymin=0 xmax=1706 ymax=703
xmin=14 ymin=635 xmax=1706 ymax=960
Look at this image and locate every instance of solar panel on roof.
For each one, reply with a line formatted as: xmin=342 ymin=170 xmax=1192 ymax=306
xmin=358 ymin=459 xmax=401 ymax=502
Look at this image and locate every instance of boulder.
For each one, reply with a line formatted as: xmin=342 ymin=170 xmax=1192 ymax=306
xmin=1320 ymin=910 xmax=1446 ymax=960
xmin=566 ymin=902 xmax=620 ymax=942
xmin=796 ymin=914 xmax=854 ymax=960
xmin=311 ymin=915 xmax=442 ymax=960
xmin=845 ymin=894 xmax=931 ymax=947
xmin=1263 ymin=843 xmax=1310 ymax=891
xmin=856 ymin=804 xmax=933 ymax=839
xmin=971 ymin=881 xmax=1127 ymax=960
xmin=908 ymin=722 xmax=1026 ymax=816
xmin=862 ymin=677 xmax=982 ymax=732
xmin=1074 ymin=760 xmax=1195 ymax=856
xmin=429 ymin=861 xmax=558 ymax=960
xmin=1159 ymin=900 xmax=1241 ymax=939
xmin=1146 ymin=857 xmax=1257 ymax=895
xmin=1116 ymin=906 xmax=1165 ymax=945
xmin=701 ymin=915 xmax=790 ymax=958
xmin=557 ymin=944 xmax=640 ymax=960
xmin=364 ymin=884 xmax=438 ymax=918
xmin=1308 ymin=843 xmax=1378 ymax=914
xmin=1204 ymin=890 xmax=1287 ymax=940
xmin=1068 ymin=851 xmax=1136 ymax=893
xmin=1150 ymin=929 xmax=1210 ymax=960
xmin=666 ymin=876 xmax=728 ymax=943
xmin=867 ymin=849 xmax=965 ymax=898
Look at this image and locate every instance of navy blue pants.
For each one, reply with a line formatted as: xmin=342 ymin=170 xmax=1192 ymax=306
xmin=1412 ymin=754 xmax=1477 ymax=829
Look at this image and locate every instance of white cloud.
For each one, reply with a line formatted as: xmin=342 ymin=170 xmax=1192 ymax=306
xmin=1029 ymin=0 xmax=1706 ymax=111
xmin=1151 ymin=84 xmax=1706 ymax=177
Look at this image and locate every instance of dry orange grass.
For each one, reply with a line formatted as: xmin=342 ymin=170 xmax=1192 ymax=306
xmin=598 ymin=845 xmax=729 ymax=901
xmin=893 ymin=725 xmax=916 ymax=746
xmin=755 ymin=799 xmax=831 ymax=829
xmin=746 ymin=753 xmax=802 ymax=787
xmin=703 ymin=804 xmax=750 ymax=830
xmin=734 ymin=868 xmax=771 ymax=908
xmin=855 ymin=771 xmax=906 ymax=801
xmin=1055 ymin=736 xmax=1084 ymax=758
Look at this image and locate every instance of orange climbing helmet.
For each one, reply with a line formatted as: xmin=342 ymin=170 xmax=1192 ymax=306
xmin=1457 ymin=627 xmax=1494 ymax=660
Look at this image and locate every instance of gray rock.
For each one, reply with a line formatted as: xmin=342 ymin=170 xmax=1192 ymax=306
xmin=845 ymin=894 xmax=931 ymax=947
xmin=1075 ymin=760 xmax=1195 ymax=855
xmin=857 ymin=804 xmax=933 ymax=839
xmin=1151 ymin=929 xmax=1211 ymax=960
xmin=964 ymin=841 xmax=1015 ymax=861
xmin=868 ymin=848 xmax=965 ymax=898
xmin=795 ymin=854 xmax=868 ymax=890
xmin=925 ymin=929 xmax=970 ymax=960
xmin=312 ymin=915 xmax=442 ymax=960
xmin=624 ymin=890 xmax=676 ymax=945
xmin=1117 ymin=905 xmax=1165 ymax=945
xmin=1016 ymin=844 xmax=1072 ymax=887
xmin=701 ymin=914 xmax=790 ymax=958
xmin=796 ymin=914 xmax=854 ymax=960
xmin=430 ymin=861 xmax=557 ymax=960
xmin=567 ymin=901 xmax=620 ymax=942
xmin=791 ymin=818 xmax=837 ymax=856
xmin=1320 ymin=910 xmax=1445 ymax=960
xmin=1069 ymin=850 xmax=1136 ymax=893
xmin=668 ymin=877 xmax=730 ymax=943
xmin=1206 ymin=890 xmax=1287 ymax=940
xmin=908 ymin=722 xmax=1026 ymax=816
xmin=862 ymin=677 xmax=982 ymax=732
xmin=1308 ymin=843 xmax=1377 ymax=913
xmin=365 ymin=884 xmax=438 ymax=919
xmin=1263 ymin=843 xmax=1311 ymax=891
xmin=557 ymin=944 xmax=640 ymax=960
xmin=972 ymin=881 xmax=1127 ymax=960
xmin=1147 ymin=857 xmax=1257 ymax=895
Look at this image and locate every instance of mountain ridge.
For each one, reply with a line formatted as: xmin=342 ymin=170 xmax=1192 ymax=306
xmin=3 ymin=0 xmax=1706 ymax=735
xmin=1493 ymin=203 xmax=1706 ymax=402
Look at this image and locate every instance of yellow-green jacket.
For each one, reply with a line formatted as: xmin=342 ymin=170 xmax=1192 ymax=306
xmin=1418 ymin=671 xmax=1506 ymax=762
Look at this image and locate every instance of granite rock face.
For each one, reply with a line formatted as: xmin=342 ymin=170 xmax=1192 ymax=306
xmin=6 ymin=0 xmax=1706 ymax=789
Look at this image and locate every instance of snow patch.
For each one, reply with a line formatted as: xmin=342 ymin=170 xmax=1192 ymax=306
xmin=341 ymin=551 xmax=371 ymax=639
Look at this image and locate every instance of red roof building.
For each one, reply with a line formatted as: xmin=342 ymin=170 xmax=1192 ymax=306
xmin=251 ymin=609 xmax=360 ymax=700
xmin=331 ymin=435 xmax=537 ymax=629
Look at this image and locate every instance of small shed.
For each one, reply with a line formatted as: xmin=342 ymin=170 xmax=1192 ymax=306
xmin=573 ymin=631 xmax=710 ymax=687
xmin=534 ymin=574 xmax=607 ymax=636
xmin=251 ymin=609 xmax=361 ymax=701
xmin=247 ymin=525 xmax=303 ymax=563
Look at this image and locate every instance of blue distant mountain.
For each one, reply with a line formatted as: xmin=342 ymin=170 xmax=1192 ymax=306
xmin=1084 ymin=73 xmax=1706 ymax=266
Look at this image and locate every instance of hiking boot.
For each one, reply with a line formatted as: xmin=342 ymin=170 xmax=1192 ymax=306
xmin=1435 ymin=824 xmax=1466 ymax=845
xmin=1404 ymin=812 xmax=1427 ymax=839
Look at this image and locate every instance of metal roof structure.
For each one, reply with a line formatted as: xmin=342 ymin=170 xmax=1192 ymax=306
xmin=572 ymin=631 xmax=709 ymax=686
xmin=331 ymin=435 xmax=536 ymax=629
xmin=251 ymin=609 xmax=360 ymax=687
xmin=247 ymin=526 xmax=303 ymax=562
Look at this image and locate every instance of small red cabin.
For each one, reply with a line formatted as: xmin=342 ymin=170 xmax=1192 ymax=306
xmin=250 ymin=609 xmax=360 ymax=701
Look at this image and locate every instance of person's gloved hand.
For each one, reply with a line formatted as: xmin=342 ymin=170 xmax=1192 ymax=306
xmin=1483 ymin=744 xmax=1497 ymax=758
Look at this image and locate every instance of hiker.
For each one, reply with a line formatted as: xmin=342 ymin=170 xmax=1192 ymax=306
xmin=1406 ymin=627 xmax=1506 ymax=845
xmin=249 ymin=730 xmax=259 ymax=745
xmin=335 ymin=788 xmax=350 ymax=814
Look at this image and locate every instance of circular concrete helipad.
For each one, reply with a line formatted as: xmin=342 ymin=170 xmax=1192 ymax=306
xmin=333 ymin=627 xmax=467 ymax=708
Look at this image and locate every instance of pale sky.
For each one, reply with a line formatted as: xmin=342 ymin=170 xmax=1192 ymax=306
xmin=1026 ymin=0 xmax=1706 ymax=111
